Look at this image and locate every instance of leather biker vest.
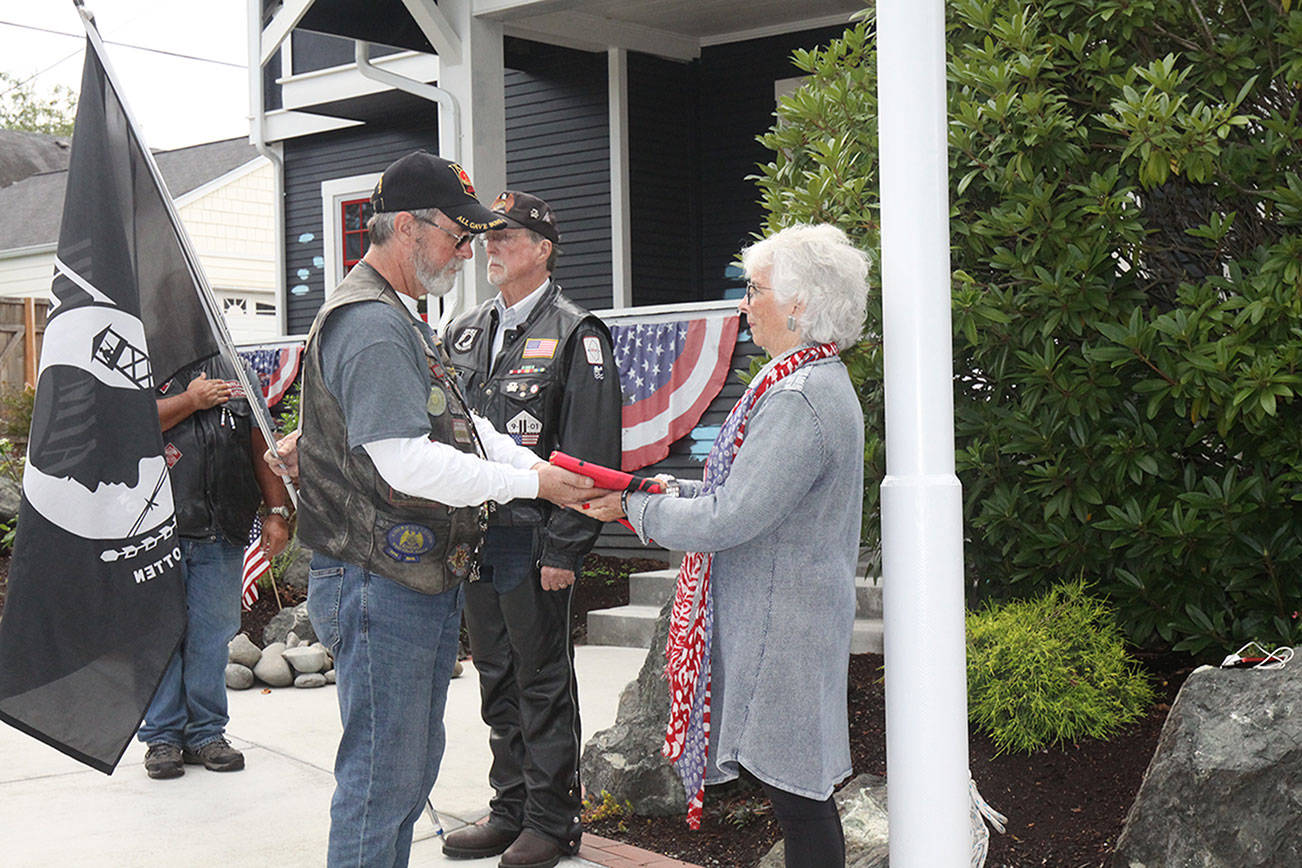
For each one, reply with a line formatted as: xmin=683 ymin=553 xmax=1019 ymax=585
xmin=159 ymin=356 xmax=262 ymax=544
xmin=297 ymin=263 xmax=484 ymax=595
xmin=445 ymin=283 xmax=608 ymax=526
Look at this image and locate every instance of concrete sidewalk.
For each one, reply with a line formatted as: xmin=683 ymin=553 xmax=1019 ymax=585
xmin=0 ymin=645 xmax=692 ymax=868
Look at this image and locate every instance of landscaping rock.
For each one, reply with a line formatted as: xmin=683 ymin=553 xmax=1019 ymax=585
xmin=253 ymin=646 xmax=293 ymax=687
xmin=324 ymin=669 xmax=336 ymax=684
xmin=757 ymin=773 xmax=889 ymax=868
xmin=283 ymin=645 xmax=328 ymax=675
xmin=286 ymin=631 xmax=301 ymax=649
xmin=1112 ymin=658 xmax=1302 ymax=867
xmin=580 ymin=597 xmax=685 ymax=816
xmin=225 ymin=663 xmax=254 ymax=690
xmin=0 ymin=471 xmax=20 ymax=522
xmin=227 ymin=633 xmax=261 ymax=668
xmin=294 ymin=672 xmax=327 ymax=689
xmin=280 ymin=543 xmax=312 ymax=590
xmin=263 ymin=603 xmax=317 ymax=647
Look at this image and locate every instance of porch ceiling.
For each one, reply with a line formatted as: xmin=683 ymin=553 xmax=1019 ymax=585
xmin=288 ymin=0 xmax=864 ymax=62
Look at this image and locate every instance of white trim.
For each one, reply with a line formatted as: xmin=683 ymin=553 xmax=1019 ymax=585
xmin=173 ymin=157 xmax=269 ymax=208
xmin=261 ymin=0 xmax=316 ymax=66
xmin=472 ymin=0 xmax=578 ymax=18
xmin=593 ymin=298 xmax=739 ymax=324
xmin=699 ymin=13 xmax=857 ymax=48
xmin=262 ymin=109 xmax=364 ymax=143
xmin=0 ymin=242 xmax=56 ymax=261
xmin=279 ymin=51 xmax=441 ymax=113
xmin=607 ymin=48 xmax=632 ymax=310
xmin=402 ymin=0 xmax=463 ymax=65
xmin=320 ymin=172 xmax=383 ymax=297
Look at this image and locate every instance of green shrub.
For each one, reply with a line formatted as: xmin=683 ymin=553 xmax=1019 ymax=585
xmin=754 ymin=1 xmax=1302 ymax=654
xmin=0 ymin=385 xmax=34 ymax=439
xmin=966 ymin=580 xmax=1154 ymax=754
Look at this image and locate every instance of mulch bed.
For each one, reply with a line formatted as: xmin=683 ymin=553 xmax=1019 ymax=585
xmin=586 ymin=650 xmax=1194 ymax=868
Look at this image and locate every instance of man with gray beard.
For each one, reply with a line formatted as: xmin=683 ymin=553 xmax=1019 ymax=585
xmin=291 ymin=151 xmax=596 ymax=867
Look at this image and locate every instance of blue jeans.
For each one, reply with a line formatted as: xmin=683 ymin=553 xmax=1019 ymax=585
xmin=138 ymin=537 xmax=243 ymax=749
xmin=307 ymin=554 xmax=464 ymax=868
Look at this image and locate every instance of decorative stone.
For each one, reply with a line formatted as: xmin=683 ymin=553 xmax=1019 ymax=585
xmin=757 ymin=774 xmax=889 ymax=868
xmin=309 ymin=641 xmax=332 ymax=663
xmin=263 ymin=602 xmax=317 ymax=647
xmin=294 ymin=672 xmax=327 ymax=689
xmin=280 ymin=543 xmax=312 ymax=590
xmin=253 ymin=647 xmax=293 ymax=688
xmin=324 ymin=669 xmax=336 ymax=684
xmin=1114 ymin=658 xmax=1302 ymax=867
xmin=0 ymin=471 xmax=20 ymax=523
xmin=453 ymin=659 xmax=463 ymax=678
xmin=283 ymin=645 xmax=328 ymax=674
xmin=227 ymin=633 xmax=261 ymax=668
xmin=225 ymin=663 xmax=254 ymax=690
xmin=286 ymin=631 xmax=301 ymax=649
xmin=580 ymin=598 xmax=685 ymax=816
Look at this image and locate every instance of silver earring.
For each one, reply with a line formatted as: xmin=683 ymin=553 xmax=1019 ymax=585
xmin=787 ymin=315 xmax=797 ymax=331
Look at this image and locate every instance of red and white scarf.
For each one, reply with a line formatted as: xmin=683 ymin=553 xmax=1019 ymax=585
xmin=661 ymin=341 xmax=840 ymax=828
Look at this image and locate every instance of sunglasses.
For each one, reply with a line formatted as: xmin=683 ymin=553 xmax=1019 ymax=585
xmin=415 ymin=215 xmax=473 ymax=250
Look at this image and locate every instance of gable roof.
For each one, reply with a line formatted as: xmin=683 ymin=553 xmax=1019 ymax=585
xmin=0 ymin=136 xmax=261 ymax=252
xmin=0 ymin=130 xmax=72 ymax=189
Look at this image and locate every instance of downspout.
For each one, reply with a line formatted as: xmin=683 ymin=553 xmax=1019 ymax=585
xmin=354 ymin=41 xmax=465 ymax=333
xmin=248 ymin=0 xmax=288 ymax=337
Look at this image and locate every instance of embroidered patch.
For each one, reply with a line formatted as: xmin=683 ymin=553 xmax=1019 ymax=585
xmin=427 ymin=385 xmax=448 ymax=416
xmin=163 ymin=443 xmax=182 ymax=467
xmin=446 ymin=542 xmax=474 ymax=578
xmin=223 ymin=379 xmax=247 ymax=399
xmin=384 ymin=523 xmax=436 ymax=563
xmin=583 ymin=335 xmax=603 ymax=365
xmin=521 ymin=337 xmax=558 ymax=359
xmin=453 ymin=327 xmax=480 ymax=353
xmin=506 ymin=410 xmax=542 ymax=447
xmin=452 ymin=417 xmax=474 ymax=445
xmin=592 ymin=365 xmax=605 ymax=381
xmin=159 ymin=378 xmax=173 ymax=395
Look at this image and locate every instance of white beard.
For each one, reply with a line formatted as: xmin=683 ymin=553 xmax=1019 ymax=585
xmin=414 ymin=247 xmax=460 ymax=297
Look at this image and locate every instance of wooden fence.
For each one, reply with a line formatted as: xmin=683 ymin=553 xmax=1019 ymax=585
xmin=0 ymin=298 xmax=47 ymax=388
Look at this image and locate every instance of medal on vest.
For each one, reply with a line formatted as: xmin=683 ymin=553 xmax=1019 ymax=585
xmin=446 ymin=542 xmax=474 ymax=578
xmin=427 ymin=385 xmax=448 ymax=416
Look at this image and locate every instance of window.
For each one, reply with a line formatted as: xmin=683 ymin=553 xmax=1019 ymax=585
xmin=340 ymin=197 xmax=373 ymax=269
xmin=321 ymin=172 xmax=382 ymax=296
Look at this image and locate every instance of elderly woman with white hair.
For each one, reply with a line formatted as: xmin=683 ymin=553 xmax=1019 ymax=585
xmin=582 ymin=223 xmax=868 ymax=867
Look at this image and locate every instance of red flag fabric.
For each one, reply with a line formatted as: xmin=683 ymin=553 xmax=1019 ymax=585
xmin=241 ymin=515 xmax=271 ymax=611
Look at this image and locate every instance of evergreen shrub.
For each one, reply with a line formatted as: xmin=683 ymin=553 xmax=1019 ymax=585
xmin=966 ymin=580 xmax=1154 ymax=754
xmin=754 ymin=0 xmax=1302 ymax=654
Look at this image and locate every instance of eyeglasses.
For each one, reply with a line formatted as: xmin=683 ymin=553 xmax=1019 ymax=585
xmin=414 ymin=215 xmax=473 ymax=250
xmin=744 ymin=280 xmax=772 ymax=304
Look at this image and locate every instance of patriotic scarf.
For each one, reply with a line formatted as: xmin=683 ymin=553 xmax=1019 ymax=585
xmin=662 ymin=341 xmax=840 ymax=828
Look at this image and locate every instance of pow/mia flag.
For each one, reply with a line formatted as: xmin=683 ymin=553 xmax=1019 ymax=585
xmin=0 ymin=26 xmax=218 ymax=773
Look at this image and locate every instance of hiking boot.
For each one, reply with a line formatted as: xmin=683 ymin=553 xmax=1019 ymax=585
xmin=499 ymin=828 xmax=564 ymax=868
xmin=144 ymin=743 xmax=184 ymax=780
xmin=182 ymin=737 xmax=245 ymax=772
xmin=442 ymin=822 xmax=518 ymax=859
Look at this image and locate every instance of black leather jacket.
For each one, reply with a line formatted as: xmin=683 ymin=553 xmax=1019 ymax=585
xmin=446 ymin=282 xmax=622 ymax=572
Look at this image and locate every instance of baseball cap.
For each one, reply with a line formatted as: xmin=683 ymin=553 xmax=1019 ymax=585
xmin=489 ymin=190 xmax=560 ymax=244
xmin=370 ymin=151 xmax=508 ymax=232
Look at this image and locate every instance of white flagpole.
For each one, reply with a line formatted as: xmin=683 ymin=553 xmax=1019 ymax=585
xmin=74 ymin=0 xmax=296 ymax=506
xmin=878 ymin=0 xmax=971 ymax=864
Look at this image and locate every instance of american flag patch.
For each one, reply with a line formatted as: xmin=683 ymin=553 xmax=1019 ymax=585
xmin=521 ymin=338 xmax=558 ymax=359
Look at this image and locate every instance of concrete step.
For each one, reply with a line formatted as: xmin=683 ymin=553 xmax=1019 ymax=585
xmin=585 ymin=604 xmax=663 ymax=648
xmin=851 ymin=617 xmax=884 ymax=654
xmin=856 ymin=576 xmax=882 ymax=618
xmin=629 ymin=568 xmax=678 ymax=607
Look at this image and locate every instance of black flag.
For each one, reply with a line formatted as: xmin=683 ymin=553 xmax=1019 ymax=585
xmin=0 ymin=30 xmax=219 ymax=772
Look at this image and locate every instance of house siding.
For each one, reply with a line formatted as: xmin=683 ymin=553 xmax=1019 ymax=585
xmin=504 ymin=39 xmax=611 ymax=312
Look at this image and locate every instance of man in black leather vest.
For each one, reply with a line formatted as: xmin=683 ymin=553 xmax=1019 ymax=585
xmin=441 ymin=192 xmax=621 ymax=867
xmin=138 ymin=354 xmax=291 ymax=780
xmin=288 ymin=152 xmax=595 ymax=868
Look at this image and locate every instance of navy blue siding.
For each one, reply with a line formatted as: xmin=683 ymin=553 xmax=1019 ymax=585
xmin=282 ymin=121 xmax=439 ymax=334
xmin=504 ymin=39 xmax=612 ymax=312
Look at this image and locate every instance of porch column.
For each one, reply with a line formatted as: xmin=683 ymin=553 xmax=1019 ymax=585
xmin=432 ymin=0 xmax=506 ymax=307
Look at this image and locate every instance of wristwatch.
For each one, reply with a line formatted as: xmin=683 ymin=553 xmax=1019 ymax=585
xmin=268 ymin=505 xmax=293 ymax=520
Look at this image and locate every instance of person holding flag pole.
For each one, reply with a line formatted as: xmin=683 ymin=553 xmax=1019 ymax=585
xmin=0 ymin=0 xmax=294 ymax=777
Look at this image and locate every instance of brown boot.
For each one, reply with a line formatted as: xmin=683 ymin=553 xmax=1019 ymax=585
xmin=499 ymin=828 xmax=563 ymax=868
xmin=442 ymin=822 xmax=518 ymax=860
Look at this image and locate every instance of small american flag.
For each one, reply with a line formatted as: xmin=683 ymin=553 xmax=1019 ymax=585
xmin=241 ymin=515 xmax=272 ymax=611
xmin=238 ymin=344 xmax=304 ymax=407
